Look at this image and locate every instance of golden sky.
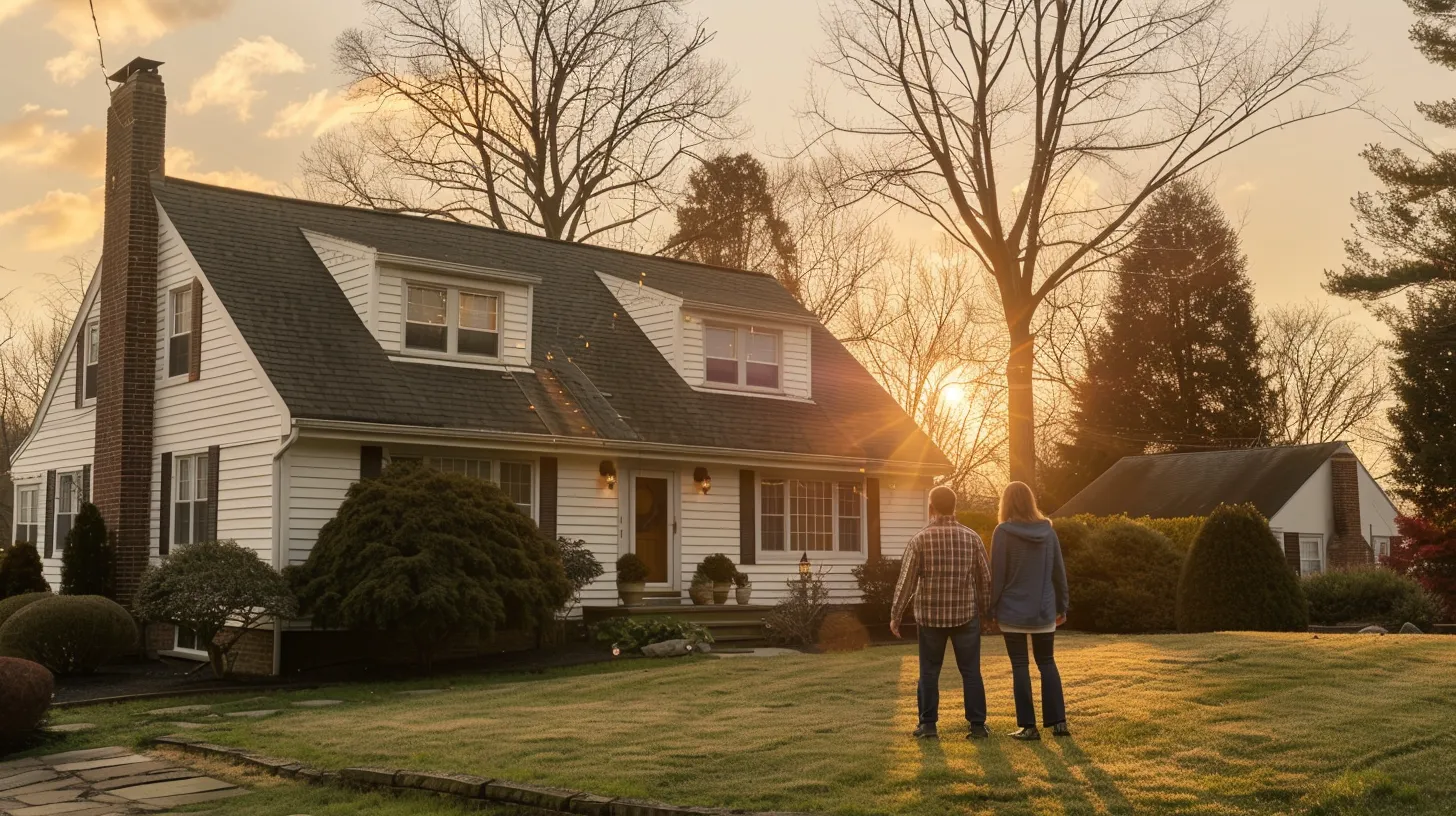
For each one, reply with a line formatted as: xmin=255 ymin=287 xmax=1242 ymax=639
xmin=0 ymin=0 xmax=1448 ymax=328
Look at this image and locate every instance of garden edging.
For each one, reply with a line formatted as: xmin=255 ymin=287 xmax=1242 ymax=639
xmin=148 ymin=735 xmax=812 ymax=816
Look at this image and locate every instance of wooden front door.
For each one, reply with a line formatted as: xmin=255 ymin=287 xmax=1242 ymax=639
xmin=632 ymin=475 xmax=671 ymax=584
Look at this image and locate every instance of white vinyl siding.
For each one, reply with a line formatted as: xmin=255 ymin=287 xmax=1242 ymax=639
xmin=557 ymin=456 xmax=623 ymax=610
xmin=303 ymin=230 xmax=376 ymax=328
xmin=283 ymin=438 xmax=359 ymax=567
xmin=596 ymin=271 xmax=682 ymax=372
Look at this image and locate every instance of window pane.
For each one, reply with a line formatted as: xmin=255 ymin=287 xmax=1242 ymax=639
xmin=458 ymin=329 xmax=499 ymax=357
xmin=790 ymin=480 xmax=833 ymax=551
xmin=837 ymin=483 xmax=861 ymax=552
xmin=705 ymin=357 xmax=738 ymax=384
xmin=87 ymin=323 xmax=99 ymax=359
xmin=177 ymin=457 xmax=193 ymax=502
xmin=57 ymin=474 xmax=75 ymax=514
xmin=746 ymin=362 xmax=779 ymax=389
xmin=706 ymin=326 xmax=737 ymax=359
xmin=195 ymin=455 xmax=209 ymax=500
xmin=175 ymin=502 xmax=191 ymax=546
xmin=171 ymin=289 xmax=191 ymax=336
xmin=406 ymin=286 xmax=447 ymax=325
xmin=500 ymin=462 xmax=533 ymax=514
xmin=168 ymin=334 xmax=191 ymax=377
xmin=459 ymin=293 xmax=498 ymax=331
xmin=1300 ymin=536 xmax=1322 ymax=575
xmin=194 ymin=501 xmax=209 ymax=542
xmin=748 ymin=331 xmax=777 ymax=362
xmin=405 ymin=322 xmax=448 ymax=352
xmin=761 ymin=479 xmax=785 ymax=551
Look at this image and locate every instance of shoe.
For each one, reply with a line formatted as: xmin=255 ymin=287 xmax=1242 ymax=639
xmin=967 ymin=724 xmax=990 ymax=740
xmin=1009 ymin=726 xmax=1041 ymax=741
xmin=1051 ymin=722 xmax=1071 ymax=738
xmin=912 ymin=724 xmax=939 ymax=739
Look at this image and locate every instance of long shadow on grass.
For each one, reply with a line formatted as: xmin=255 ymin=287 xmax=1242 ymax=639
xmin=1055 ymin=740 xmax=1133 ymax=815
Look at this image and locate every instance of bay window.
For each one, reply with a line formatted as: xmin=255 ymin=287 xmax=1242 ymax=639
xmin=760 ymin=477 xmax=863 ymax=554
xmin=403 ymin=282 xmax=502 ymax=359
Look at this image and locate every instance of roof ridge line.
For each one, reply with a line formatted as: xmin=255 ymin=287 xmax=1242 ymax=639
xmin=1117 ymin=440 xmax=1343 ymax=463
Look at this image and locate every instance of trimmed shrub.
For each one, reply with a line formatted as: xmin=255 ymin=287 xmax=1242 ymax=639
xmin=1056 ymin=514 xmax=1204 ymax=555
xmin=1065 ymin=521 xmax=1182 ymax=633
xmin=286 ymin=464 xmax=571 ymax=669
xmin=817 ymin=610 xmax=870 ymax=652
xmin=136 ymin=540 xmax=296 ymax=678
xmin=591 ymin=616 xmax=712 ymax=653
xmin=615 ymin=553 xmax=650 ymax=583
xmin=1176 ymin=504 xmax=1308 ymax=633
xmin=1386 ymin=515 xmax=1456 ymax=619
xmin=1303 ymin=568 xmax=1445 ymax=631
xmin=61 ymin=503 xmax=115 ymax=597
xmin=0 ymin=591 xmax=51 ymax=631
xmin=851 ymin=555 xmax=901 ymax=626
xmin=0 ymin=657 xmax=53 ymax=749
xmin=0 ymin=542 xmax=50 ymax=599
xmin=0 ymin=594 xmax=137 ymax=674
xmin=699 ymin=553 xmax=737 ymax=583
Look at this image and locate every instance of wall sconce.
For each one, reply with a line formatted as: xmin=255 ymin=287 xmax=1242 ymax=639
xmin=600 ymin=460 xmax=617 ymax=489
xmin=799 ymin=553 xmax=811 ymax=578
xmin=693 ymin=467 xmax=711 ymax=494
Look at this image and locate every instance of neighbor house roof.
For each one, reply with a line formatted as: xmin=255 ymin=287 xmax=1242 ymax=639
xmin=153 ymin=178 xmax=947 ymax=468
xmin=1052 ymin=442 xmax=1349 ymax=519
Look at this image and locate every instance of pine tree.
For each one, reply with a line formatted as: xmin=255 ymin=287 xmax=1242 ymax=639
xmin=1387 ymin=291 xmax=1456 ymax=521
xmin=1049 ymin=180 xmax=1273 ymax=503
xmin=0 ymin=542 xmax=50 ymax=600
xmin=665 ymin=153 xmax=796 ymax=278
xmin=61 ymin=503 xmax=115 ymax=598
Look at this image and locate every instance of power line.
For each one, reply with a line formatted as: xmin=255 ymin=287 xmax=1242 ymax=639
xmin=89 ymin=0 xmax=109 ymax=91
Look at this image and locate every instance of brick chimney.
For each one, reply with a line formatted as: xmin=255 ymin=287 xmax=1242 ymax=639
xmin=93 ymin=57 xmax=166 ymax=603
xmin=1327 ymin=448 xmax=1373 ymax=569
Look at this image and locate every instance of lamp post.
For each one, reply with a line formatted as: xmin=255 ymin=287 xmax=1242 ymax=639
xmin=798 ymin=553 xmax=811 ymax=578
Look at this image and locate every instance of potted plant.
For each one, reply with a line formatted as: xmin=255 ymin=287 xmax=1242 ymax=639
xmin=689 ymin=567 xmax=714 ymax=605
xmin=616 ymin=553 xmax=649 ymax=607
xmin=700 ymin=553 xmax=737 ymax=605
xmin=732 ymin=571 xmax=752 ymax=605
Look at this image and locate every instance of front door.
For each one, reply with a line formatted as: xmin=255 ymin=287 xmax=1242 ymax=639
xmin=632 ymin=475 xmax=672 ymax=584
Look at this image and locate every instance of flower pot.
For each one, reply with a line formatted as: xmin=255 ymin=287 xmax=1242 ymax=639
xmin=735 ymin=585 xmax=753 ymax=605
xmin=618 ymin=581 xmax=646 ymax=607
xmin=713 ymin=582 xmax=731 ymax=605
xmin=689 ymin=584 xmax=713 ymax=605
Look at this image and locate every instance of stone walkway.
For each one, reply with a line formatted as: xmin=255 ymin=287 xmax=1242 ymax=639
xmin=0 ymin=747 xmax=245 ymax=815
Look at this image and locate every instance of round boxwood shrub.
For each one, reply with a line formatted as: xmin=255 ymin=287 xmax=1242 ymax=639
xmin=0 ymin=541 xmax=50 ymax=599
xmin=1176 ymin=504 xmax=1309 ymax=633
xmin=0 ymin=656 xmax=53 ymax=749
xmin=699 ymin=553 xmax=737 ymax=583
xmin=0 ymin=591 xmax=52 ymax=631
xmin=1303 ymin=568 xmax=1445 ymax=631
xmin=615 ymin=552 xmax=650 ymax=583
xmin=0 ymin=594 xmax=138 ymax=675
xmin=1066 ymin=520 xmax=1182 ymax=633
xmin=286 ymin=464 xmax=572 ymax=669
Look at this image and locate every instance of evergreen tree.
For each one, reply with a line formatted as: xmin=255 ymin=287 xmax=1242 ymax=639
xmin=1049 ymin=180 xmax=1273 ymax=503
xmin=61 ymin=503 xmax=115 ymax=598
xmin=1387 ymin=291 xmax=1456 ymax=520
xmin=665 ymin=153 xmax=796 ymax=277
xmin=0 ymin=542 xmax=50 ymax=600
xmin=1176 ymin=504 xmax=1308 ymax=633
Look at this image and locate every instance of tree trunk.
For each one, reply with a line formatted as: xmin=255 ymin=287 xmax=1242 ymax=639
xmin=1007 ymin=316 xmax=1037 ymax=486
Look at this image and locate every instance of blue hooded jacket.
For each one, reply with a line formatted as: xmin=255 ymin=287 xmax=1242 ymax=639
xmin=991 ymin=520 xmax=1069 ymax=629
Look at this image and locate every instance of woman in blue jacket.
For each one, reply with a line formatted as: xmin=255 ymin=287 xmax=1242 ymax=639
xmin=990 ymin=481 xmax=1070 ymax=741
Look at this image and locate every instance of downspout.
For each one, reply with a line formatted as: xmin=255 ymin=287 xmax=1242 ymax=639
xmin=269 ymin=423 xmax=301 ymax=677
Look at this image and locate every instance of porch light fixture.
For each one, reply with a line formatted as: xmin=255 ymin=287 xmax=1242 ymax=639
xmin=600 ymin=460 xmax=617 ymax=489
xmin=799 ymin=553 xmax=811 ymax=577
xmin=693 ymin=467 xmax=711 ymax=494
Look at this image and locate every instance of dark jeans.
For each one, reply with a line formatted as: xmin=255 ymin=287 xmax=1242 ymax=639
xmin=916 ymin=621 xmax=986 ymax=726
xmin=1003 ymin=631 xmax=1066 ymax=727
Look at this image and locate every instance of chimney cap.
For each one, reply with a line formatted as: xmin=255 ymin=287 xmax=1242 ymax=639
xmin=108 ymin=57 xmax=164 ymax=84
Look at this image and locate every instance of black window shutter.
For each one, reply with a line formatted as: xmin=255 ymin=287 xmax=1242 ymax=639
xmin=1283 ymin=532 xmax=1301 ymax=574
xmin=207 ymin=445 xmax=220 ymax=540
xmin=188 ymin=281 xmax=203 ymax=382
xmin=81 ymin=464 xmax=91 ymax=504
xmin=739 ymin=470 xmax=756 ymax=566
xmin=539 ymin=457 xmax=558 ymax=539
xmin=158 ymin=453 xmax=173 ymax=556
xmin=359 ymin=446 xmax=383 ymax=479
xmin=43 ymin=470 xmax=56 ymax=558
xmin=866 ymin=478 xmax=882 ymax=561
xmin=74 ymin=338 xmax=84 ymax=409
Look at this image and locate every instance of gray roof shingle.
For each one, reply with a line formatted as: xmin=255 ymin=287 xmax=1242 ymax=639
xmin=1052 ymin=442 xmax=1348 ymax=519
xmin=154 ymin=178 xmax=946 ymax=467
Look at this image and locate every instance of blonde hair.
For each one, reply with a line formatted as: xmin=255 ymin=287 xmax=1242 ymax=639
xmin=998 ymin=481 xmax=1045 ymax=524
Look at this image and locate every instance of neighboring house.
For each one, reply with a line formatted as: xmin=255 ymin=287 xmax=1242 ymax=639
xmin=7 ymin=59 xmax=948 ymax=674
xmin=1053 ymin=441 xmax=1400 ymax=575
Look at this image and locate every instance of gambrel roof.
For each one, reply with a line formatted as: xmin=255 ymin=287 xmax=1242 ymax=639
xmin=153 ymin=178 xmax=947 ymax=468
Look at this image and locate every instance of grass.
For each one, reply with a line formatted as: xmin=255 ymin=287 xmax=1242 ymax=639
xmin=25 ymin=632 xmax=1456 ymax=815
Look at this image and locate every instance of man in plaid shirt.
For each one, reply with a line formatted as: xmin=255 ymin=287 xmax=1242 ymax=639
xmin=889 ymin=485 xmax=993 ymax=739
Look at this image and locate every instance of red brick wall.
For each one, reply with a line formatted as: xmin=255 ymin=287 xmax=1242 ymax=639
xmin=94 ymin=65 xmax=166 ymax=605
xmin=1328 ymin=451 xmax=1374 ymax=569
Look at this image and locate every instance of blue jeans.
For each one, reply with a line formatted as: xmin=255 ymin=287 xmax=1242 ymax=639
xmin=1003 ymin=631 xmax=1066 ymax=727
xmin=916 ymin=621 xmax=986 ymax=727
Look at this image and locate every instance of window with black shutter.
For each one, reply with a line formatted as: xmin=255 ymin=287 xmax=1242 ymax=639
xmin=167 ymin=285 xmax=193 ymax=378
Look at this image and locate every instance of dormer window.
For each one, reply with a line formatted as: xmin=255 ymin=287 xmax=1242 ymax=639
xmin=705 ymin=324 xmax=780 ymax=390
xmin=404 ymin=282 xmax=503 ymax=360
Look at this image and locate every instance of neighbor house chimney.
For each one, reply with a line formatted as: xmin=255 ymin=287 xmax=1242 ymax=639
xmin=93 ymin=57 xmax=166 ymax=603
xmin=1327 ymin=448 xmax=1373 ymax=569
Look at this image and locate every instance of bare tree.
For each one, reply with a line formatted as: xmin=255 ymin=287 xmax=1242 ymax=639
xmin=814 ymin=0 xmax=1360 ymax=482
xmin=303 ymin=0 xmax=741 ymax=244
xmin=1264 ymin=301 xmax=1389 ymax=446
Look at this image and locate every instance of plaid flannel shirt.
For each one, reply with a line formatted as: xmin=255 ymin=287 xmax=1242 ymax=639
xmin=889 ymin=514 xmax=992 ymax=629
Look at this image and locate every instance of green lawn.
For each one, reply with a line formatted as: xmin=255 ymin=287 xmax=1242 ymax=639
xmin=29 ymin=632 xmax=1456 ymax=815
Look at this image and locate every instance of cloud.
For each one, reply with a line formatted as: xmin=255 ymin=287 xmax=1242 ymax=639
xmin=266 ymin=87 xmax=409 ymax=139
xmin=0 ymin=0 xmax=33 ymax=25
xmin=0 ymin=188 xmax=104 ymax=250
xmin=1234 ymin=181 xmax=1257 ymax=194
xmin=184 ymin=37 xmax=308 ymax=121
xmin=0 ymin=105 xmax=104 ymax=176
xmin=166 ymin=147 xmax=282 ymax=194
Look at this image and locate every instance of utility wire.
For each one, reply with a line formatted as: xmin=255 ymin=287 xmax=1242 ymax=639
xmin=89 ymin=0 xmax=109 ymax=91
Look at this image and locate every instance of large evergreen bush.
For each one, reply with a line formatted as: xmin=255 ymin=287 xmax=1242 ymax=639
xmin=0 ymin=542 xmax=49 ymax=599
xmin=1304 ymin=568 xmax=1445 ymax=631
xmin=286 ymin=464 xmax=572 ymax=668
xmin=0 ymin=595 xmax=137 ymax=675
xmin=1065 ymin=520 xmax=1182 ymax=633
xmin=0 ymin=592 xmax=51 ymax=631
xmin=1176 ymin=504 xmax=1308 ymax=633
xmin=851 ymin=555 xmax=901 ymax=626
xmin=61 ymin=503 xmax=115 ymax=597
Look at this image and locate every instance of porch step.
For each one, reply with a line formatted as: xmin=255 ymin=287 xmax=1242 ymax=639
xmin=584 ymin=604 xmax=773 ymax=646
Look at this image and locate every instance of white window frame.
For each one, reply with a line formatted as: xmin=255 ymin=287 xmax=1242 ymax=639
xmin=166 ymin=286 xmax=192 ymax=380
xmin=757 ymin=475 xmax=865 ymax=560
xmin=13 ymin=483 xmax=40 ymax=546
xmin=1299 ymin=534 xmax=1324 ymax=576
xmin=53 ymin=470 xmax=83 ymax=554
xmin=171 ymin=452 xmax=210 ymax=549
xmin=390 ymin=453 xmax=536 ymax=520
xmin=1372 ymin=535 xmax=1392 ymax=562
xmin=401 ymin=281 xmax=504 ymax=362
xmin=82 ymin=320 xmax=99 ymax=404
xmin=702 ymin=323 xmax=783 ymax=393
xmin=172 ymin=626 xmax=209 ymax=659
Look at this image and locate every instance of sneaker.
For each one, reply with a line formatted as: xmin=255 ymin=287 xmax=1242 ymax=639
xmin=1009 ymin=726 xmax=1041 ymax=741
xmin=912 ymin=724 xmax=939 ymax=740
xmin=1051 ymin=722 xmax=1071 ymax=738
xmin=967 ymin=724 xmax=990 ymax=740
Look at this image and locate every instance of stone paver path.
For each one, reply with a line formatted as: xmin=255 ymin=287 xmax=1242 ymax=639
xmin=0 ymin=747 xmax=245 ymax=815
